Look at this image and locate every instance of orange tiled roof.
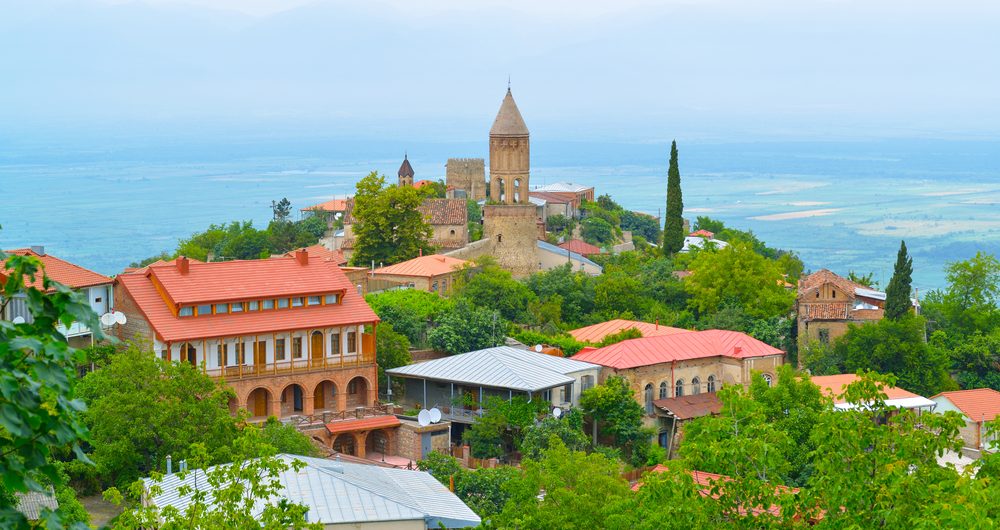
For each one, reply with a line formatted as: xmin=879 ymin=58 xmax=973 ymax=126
xmin=2 ymin=249 xmax=111 ymax=291
xmin=301 ymin=198 xmax=349 ymax=212
xmin=798 ymin=269 xmax=872 ymax=299
xmin=325 ymin=415 xmax=400 ymax=435
xmin=933 ymin=388 xmax=1000 ymax=423
xmin=571 ymin=329 xmax=783 ymax=369
xmin=810 ymin=374 xmax=921 ymax=404
xmin=116 ymin=256 xmax=378 ymax=343
xmin=372 ymin=255 xmax=467 ymax=279
xmin=418 ymin=198 xmax=467 ymax=226
xmin=568 ymin=319 xmax=691 ymax=344
xmin=558 ymin=239 xmax=602 ymax=256
xmin=689 ymin=229 xmax=715 ymax=238
xmin=282 ymin=245 xmax=347 ymax=266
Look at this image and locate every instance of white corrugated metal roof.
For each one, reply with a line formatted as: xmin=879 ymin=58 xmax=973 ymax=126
xmin=386 ymin=346 xmax=600 ymax=392
xmin=533 ymin=182 xmax=593 ymax=193
xmin=854 ymin=287 xmax=887 ymax=300
xmin=537 ymin=240 xmax=602 ymax=270
xmin=144 ymin=455 xmax=480 ymax=528
xmin=834 ymin=396 xmax=937 ymax=411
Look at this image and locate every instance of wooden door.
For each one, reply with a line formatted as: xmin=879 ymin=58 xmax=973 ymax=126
xmin=254 ymin=340 xmax=266 ymax=371
xmin=253 ymin=391 xmax=266 ymax=417
xmin=311 ymin=331 xmax=324 ymax=363
xmin=313 ymin=384 xmax=325 ymax=411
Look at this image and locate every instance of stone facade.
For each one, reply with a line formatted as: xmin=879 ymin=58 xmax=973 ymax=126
xmin=482 ymin=204 xmax=540 ymax=278
xmin=796 ymin=269 xmax=886 ymax=360
xmin=396 ymin=418 xmax=452 ymax=463
xmin=489 ymin=136 xmax=530 ymax=204
xmin=446 ymin=158 xmax=487 ymax=201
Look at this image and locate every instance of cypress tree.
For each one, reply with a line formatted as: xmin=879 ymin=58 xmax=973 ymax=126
xmin=664 ymin=140 xmax=685 ymax=255
xmin=884 ymin=240 xmax=913 ymax=320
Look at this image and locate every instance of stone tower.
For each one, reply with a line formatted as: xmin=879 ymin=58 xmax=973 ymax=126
xmin=489 ymin=88 xmax=530 ymax=204
xmin=398 ymin=154 xmax=414 ymax=187
xmin=445 ymin=158 xmax=486 ymax=200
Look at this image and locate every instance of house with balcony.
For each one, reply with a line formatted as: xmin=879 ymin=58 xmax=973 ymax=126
xmin=385 ymin=346 xmax=601 ymax=443
xmin=1 ymin=246 xmax=113 ymax=347
xmin=115 ymin=250 xmax=380 ymax=424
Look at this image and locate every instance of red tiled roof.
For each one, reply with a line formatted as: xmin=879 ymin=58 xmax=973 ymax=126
xmin=557 ymin=239 xmax=602 ymax=256
xmin=811 ymin=374 xmax=921 ymax=404
xmin=372 ymin=255 xmax=467 ymax=279
xmin=413 ymin=180 xmax=435 ymax=189
xmin=571 ymin=329 xmax=783 ymax=369
xmin=325 ymin=415 xmax=400 ymax=435
xmin=689 ymin=229 xmax=715 ymax=238
xmin=568 ymin=319 xmax=690 ymax=344
xmin=653 ymin=392 xmax=723 ymax=420
xmin=932 ymin=388 xmax=1000 ymax=423
xmin=798 ymin=269 xmax=872 ymax=299
xmin=281 ymin=245 xmax=347 ymax=266
xmin=116 ymin=256 xmax=378 ymax=343
xmin=301 ymin=198 xmax=349 ymax=212
xmin=2 ymin=249 xmax=112 ymax=291
xmin=418 ymin=198 xmax=467 ymax=226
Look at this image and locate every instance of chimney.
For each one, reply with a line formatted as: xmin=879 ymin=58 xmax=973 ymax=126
xmin=419 ymin=248 xmax=423 ymax=257
xmin=295 ymin=249 xmax=309 ymax=265
xmin=166 ymin=455 xmax=173 ymax=475
xmin=733 ymin=346 xmax=742 ymax=355
xmin=177 ymin=256 xmax=189 ymax=274
xmin=655 ymin=319 xmax=659 ymax=330
xmin=30 ymin=245 xmax=45 ymax=256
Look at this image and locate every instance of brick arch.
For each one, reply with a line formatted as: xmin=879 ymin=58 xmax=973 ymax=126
xmin=311 ymin=380 xmax=339 ymax=412
xmin=345 ymin=375 xmax=374 ymax=409
xmin=244 ymin=387 xmax=273 ymax=418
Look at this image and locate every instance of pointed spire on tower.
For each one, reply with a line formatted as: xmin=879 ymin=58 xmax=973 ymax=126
xmin=398 ymin=153 xmax=414 ymax=182
xmin=490 ymin=86 xmax=529 ymax=137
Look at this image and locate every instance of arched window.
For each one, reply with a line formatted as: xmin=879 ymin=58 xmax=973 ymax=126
xmin=691 ymin=377 xmax=701 ymax=395
xmin=644 ymin=384 xmax=654 ymax=415
xmin=675 ymin=379 xmax=684 ymax=398
xmin=514 ymin=178 xmax=522 ymax=203
xmin=707 ymin=375 xmax=716 ymax=393
xmin=497 ymin=178 xmax=506 ymax=203
xmin=762 ymin=373 xmax=773 ymax=387
xmin=659 ymin=382 xmax=668 ymax=400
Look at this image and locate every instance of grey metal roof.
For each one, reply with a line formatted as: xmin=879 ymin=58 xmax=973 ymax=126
xmin=144 ymin=455 xmax=480 ymax=529
xmin=855 ymin=287 xmax=887 ymax=300
xmin=386 ymin=346 xmax=600 ymax=392
xmin=536 ymin=240 xmax=602 ymax=270
xmin=15 ymin=489 xmax=58 ymax=521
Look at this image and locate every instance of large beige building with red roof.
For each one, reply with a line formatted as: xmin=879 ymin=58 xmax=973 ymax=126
xmin=369 ymin=254 xmax=467 ymax=295
xmin=2 ymin=246 xmax=113 ymax=346
xmin=115 ymin=250 xmax=381 ymax=422
xmin=796 ymin=269 xmax=886 ymax=353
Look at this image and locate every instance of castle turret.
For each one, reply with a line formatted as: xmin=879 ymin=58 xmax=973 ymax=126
xmin=489 ymin=89 xmax=529 ymax=204
xmin=398 ymin=154 xmax=414 ymax=187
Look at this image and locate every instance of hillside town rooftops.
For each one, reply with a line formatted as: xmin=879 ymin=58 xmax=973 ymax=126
xmin=2 ymin=248 xmax=112 ymax=291
xmin=144 ymin=454 xmax=480 ymax=529
xmin=558 ymin=239 xmax=602 ymax=257
xmin=571 ymin=329 xmax=783 ymax=370
xmin=281 ymin=244 xmax=347 ymax=266
xmin=811 ymin=374 xmax=936 ymax=411
xmin=386 ymin=346 xmax=599 ymax=392
xmin=932 ymin=388 xmax=1000 ymax=422
xmin=568 ymin=318 xmax=690 ymax=344
xmin=418 ymin=198 xmax=468 ymax=226
xmin=372 ymin=255 xmax=467 ymax=278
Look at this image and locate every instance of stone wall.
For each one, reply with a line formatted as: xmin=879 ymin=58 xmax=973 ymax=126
xmin=113 ymin=282 xmax=155 ymax=346
xmin=482 ymin=204 xmax=539 ymax=278
xmin=396 ymin=418 xmax=451 ymax=463
xmin=446 ymin=158 xmax=487 ymax=201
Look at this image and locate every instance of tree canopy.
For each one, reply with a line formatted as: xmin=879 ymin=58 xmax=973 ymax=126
xmin=884 ymin=240 xmax=913 ymax=320
xmin=663 ymin=140 xmax=685 ymax=255
xmin=349 ymin=171 xmax=433 ymax=267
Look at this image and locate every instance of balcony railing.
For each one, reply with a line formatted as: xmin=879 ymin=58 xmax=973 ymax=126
xmin=204 ymin=333 xmax=375 ymax=381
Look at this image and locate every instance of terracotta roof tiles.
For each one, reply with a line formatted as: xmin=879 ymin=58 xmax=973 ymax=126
xmin=418 ymin=199 xmax=468 ymax=226
xmin=933 ymin=388 xmax=1000 ymax=423
xmin=372 ymin=255 xmax=467 ymax=279
xmin=568 ymin=319 xmax=690 ymax=344
xmin=557 ymin=239 xmax=602 ymax=256
xmin=301 ymin=198 xmax=349 ymax=213
xmin=571 ymin=329 xmax=783 ymax=369
xmin=2 ymin=248 xmax=112 ymax=291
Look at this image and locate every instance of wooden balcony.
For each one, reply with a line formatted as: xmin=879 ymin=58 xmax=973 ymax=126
xmin=205 ymin=333 xmax=376 ymax=381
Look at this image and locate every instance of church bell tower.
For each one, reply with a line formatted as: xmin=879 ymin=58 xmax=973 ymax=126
xmin=489 ymin=88 xmax=530 ymax=204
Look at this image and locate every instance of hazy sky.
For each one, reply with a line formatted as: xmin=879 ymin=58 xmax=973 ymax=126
xmin=3 ymin=0 xmax=999 ymax=141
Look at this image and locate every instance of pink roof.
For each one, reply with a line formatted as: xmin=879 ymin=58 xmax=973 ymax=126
xmin=325 ymin=415 xmax=400 ymax=435
xmin=571 ymin=329 xmax=783 ymax=369
xmin=689 ymin=229 xmax=715 ymax=238
xmin=301 ymin=198 xmax=349 ymax=212
xmin=568 ymin=319 xmax=690 ymax=344
xmin=811 ymin=374 xmax=921 ymax=404
xmin=372 ymin=255 xmax=467 ymax=279
xmin=281 ymin=245 xmax=347 ymax=266
xmin=558 ymin=239 xmax=602 ymax=256
xmin=933 ymin=388 xmax=1000 ymax=423
xmin=2 ymin=248 xmax=112 ymax=291
xmin=116 ymin=256 xmax=378 ymax=343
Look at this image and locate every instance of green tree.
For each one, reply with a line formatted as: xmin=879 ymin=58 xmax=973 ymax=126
xmin=664 ymin=140 xmax=685 ymax=255
xmin=693 ymin=215 xmax=724 ymax=235
xmin=545 ymin=213 xmax=572 ymax=234
xmin=597 ymin=327 xmax=643 ymax=347
xmin=922 ymin=251 xmax=1000 ymax=339
xmin=579 ymin=376 xmax=653 ymax=467
xmin=271 ymin=197 xmax=292 ymax=221
xmin=107 ymin=425 xmax=321 ymax=530
xmin=416 ymin=451 xmax=463 ymax=485
xmin=428 ymin=300 xmax=506 ymax=354
xmin=520 ymin=409 xmax=590 ymax=459
xmin=950 ymin=330 xmax=1000 ymax=390
xmin=349 ymin=171 xmax=433 ymax=266
xmin=684 ymin=241 xmax=795 ymax=319
xmin=257 ymin=417 xmax=318 ymax=457
xmin=453 ymin=257 xmax=536 ymax=323
xmin=375 ymin=322 xmax=411 ymax=398
xmin=847 ymin=270 xmax=878 ymax=289
xmin=0 ymin=249 xmax=100 ymax=529
xmin=581 ymin=216 xmax=615 ymax=245
xmin=884 ymin=240 xmax=914 ymax=320
xmin=467 ymin=199 xmax=484 ymax=241
xmin=416 ymin=179 xmax=448 ymax=198
xmin=463 ymin=396 xmax=549 ymax=459
xmin=454 ymin=466 xmax=521 ymax=518
xmin=524 ymin=264 xmax=597 ymax=326
xmin=77 ymin=345 xmax=238 ymax=488
xmin=365 ymin=289 xmax=452 ymax=347
xmin=621 ymin=210 xmax=661 ymax=243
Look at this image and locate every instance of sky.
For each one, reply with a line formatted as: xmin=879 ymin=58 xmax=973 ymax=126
xmin=2 ymin=0 xmax=999 ymax=142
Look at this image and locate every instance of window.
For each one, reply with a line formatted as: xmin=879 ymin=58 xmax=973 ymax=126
xmin=278 ymin=298 xmax=289 ymax=309
xmin=292 ymin=337 xmax=303 ymax=358
xmin=179 ymin=306 xmax=194 ymax=317
xmin=308 ymin=296 xmax=321 ymax=306
xmin=449 ymin=229 xmax=456 ymax=236
xmin=691 ymin=377 xmax=701 ymax=395
xmin=818 ymin=328 xmax=830 ymax=344
xmin=581 ymin=375 xmax=595 ymax=392
xmin=197 ymin=304 xmax=211 ymax=316
xmin=237 ymin=342 xmax=247 ymax=364
xmin=160 ymin=349 xmax=169 ymax=361
xmin=325 ymin=294 xmax=339 ymax=304
xmin=217 ymin=342 xmax=228 ymax=367
xmin=291 ymin=297 xmax=304 ymax=307
xmin=432 ymin=281 xmax=439 ymax=291
xmin=644 ymin=384 xmax=654 ymax=415
xmin=832 ymin=290 xmax=837 ymax=299
xmin=675 ymin=379 xmax=684 ymax=397
xmin=215 ymin=303 xmax=228 ymax=314
xmin=659 ymin=382 xmax=668 ymax=400
xmin=347 ymin=331 xmax=357 ymax=353
xmin=348 ymin=379 xmax=358 ymax=394
xmin=263 ymin=299 xmax=275 ymax=310
xmin=707 ymin=375 xmax=716 ymax=393
xmin=762 ymin=374 xmax=773 ymax=387
xmin=248 ymin=300 xmax=259 ymax=311
xmin=231 ymin=303 xmax=244 ymax=313
xmin=330 ymin=332 xmax=341 ymax=355
xmin=275 ymin=338 xmax=286 ymax=361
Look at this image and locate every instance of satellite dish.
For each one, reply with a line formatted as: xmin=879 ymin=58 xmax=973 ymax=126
xmin=534 ymin=344 xmax=543 ymax=353
xmin=100 ymin=313 xmax=116 ymax=326
xmin=114 ymin=311 xmax=127 ymax=325
xmin=417 ymin=409 xmax=431 ymax=427
xmin=429 ymin=407 xmax=442 ymax=423
xmin=552 ymin=407 xmax=562 ymax=419
xmin=12 ymin=316 xmax=25 ymax=324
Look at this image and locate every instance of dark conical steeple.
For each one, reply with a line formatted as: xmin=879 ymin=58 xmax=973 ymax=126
xmin=398 ymin=154 xmax=414 ymax=179
xmin=490 ymin=88 xmax=529 ymax=137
